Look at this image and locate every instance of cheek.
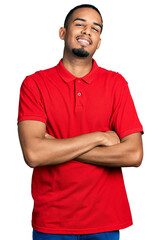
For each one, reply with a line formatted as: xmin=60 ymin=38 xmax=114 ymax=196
xmin=92 ymin=40 xmax=100 ymax=50
xmin=94 ymin=38 xmax=101 ymax=49
xmin=65 ymin=34 xmax=74 ymax=46
xmin=96 ymin=40 xmax=101 ymax=49
xmin=65 ymin=30 xmax=77 ymax=43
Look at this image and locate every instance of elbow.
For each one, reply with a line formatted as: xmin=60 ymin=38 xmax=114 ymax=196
xmin=23 ymin=150 xmax=39 ymax=168
xmin=133 ymin=148 xmax=143 ymax=167
xmin=27 ymin=160 xmax=38 ymax=169
xmin=134 ymin=159 xmax=142 ymax=167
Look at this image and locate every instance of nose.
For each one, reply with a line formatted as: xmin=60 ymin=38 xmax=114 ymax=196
xmin=81 ymin=25 xmax=91 ymax=36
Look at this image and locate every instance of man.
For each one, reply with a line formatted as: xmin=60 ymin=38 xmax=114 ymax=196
xmin=17 ymin=4 xmax=144 ymax=240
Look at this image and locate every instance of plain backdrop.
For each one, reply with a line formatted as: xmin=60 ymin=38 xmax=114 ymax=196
xmin=0 ymin=0 xmax=160 ymax=239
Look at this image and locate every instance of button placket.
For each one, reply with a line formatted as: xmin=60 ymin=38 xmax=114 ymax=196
xmin=75 ymin=78 xmax=83 ymax=111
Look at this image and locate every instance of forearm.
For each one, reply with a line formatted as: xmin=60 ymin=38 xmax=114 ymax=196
xmin=76 ymin=136 xmax=143 ymax=167
xmin=19 ymin=119 xmax=142 ymax=168
xmin=24 ymin=132 xmax=102 ymax=168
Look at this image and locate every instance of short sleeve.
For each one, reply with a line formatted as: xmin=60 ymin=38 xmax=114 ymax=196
xmin=17 ymin=76 xmax=47 ymax=124
xmin=110 ymin=74 xmax=144 ymax=139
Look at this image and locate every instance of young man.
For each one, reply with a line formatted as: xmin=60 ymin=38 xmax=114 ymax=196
xmin=17 ymin=4 xmax=144 ymax=240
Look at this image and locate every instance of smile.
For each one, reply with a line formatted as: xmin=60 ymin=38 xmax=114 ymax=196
xmin=76 ymin=37 xmax=92 ymax=46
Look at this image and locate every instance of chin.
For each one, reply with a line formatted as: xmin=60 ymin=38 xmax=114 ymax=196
xmin=72 ymin=48 xmax=90 ymax=57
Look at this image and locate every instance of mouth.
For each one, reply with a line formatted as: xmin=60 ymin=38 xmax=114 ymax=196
xmin=76 ymin=36 xmax=92 ymax=46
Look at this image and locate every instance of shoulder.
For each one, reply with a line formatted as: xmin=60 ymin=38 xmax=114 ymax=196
xmin=98 ymin=65 xmax=128 ymax=87
xmin=22 ymin=65 xmax=57 ymax=88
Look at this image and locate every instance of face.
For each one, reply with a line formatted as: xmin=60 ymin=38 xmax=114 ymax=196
xmin=59 ymin=8 xmax=102 ymax=58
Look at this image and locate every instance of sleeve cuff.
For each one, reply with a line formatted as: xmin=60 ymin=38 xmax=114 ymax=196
xmin=119 ymin=127 xmax=144 ymax=139
xmin=17 ymin=115 xmax=47 ymax=125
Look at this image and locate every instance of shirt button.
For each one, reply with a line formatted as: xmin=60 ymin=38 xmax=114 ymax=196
xmin=77 ymin=92 xmax=81 ymax=96
xmin=78 ymin=80 xmax=81 ymax=83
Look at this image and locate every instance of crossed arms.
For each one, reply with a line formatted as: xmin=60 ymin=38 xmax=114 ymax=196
xmin=18 ymin=120 xmax=143 ymax=168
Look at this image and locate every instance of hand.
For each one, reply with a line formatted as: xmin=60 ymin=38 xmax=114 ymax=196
xmin=101 ymin=131 xmax=120 ymax=147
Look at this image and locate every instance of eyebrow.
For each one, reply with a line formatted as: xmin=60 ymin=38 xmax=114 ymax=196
xmin=73 ymin=18 xmax=102 ymax=31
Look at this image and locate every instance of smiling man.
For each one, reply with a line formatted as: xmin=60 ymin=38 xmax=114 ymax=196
xmin=66 ymin=16 xmax=102 ymax=57
xmin=17 ymin=4 xmax=144 ymax=240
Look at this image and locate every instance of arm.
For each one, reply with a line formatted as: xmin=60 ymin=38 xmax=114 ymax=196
xmin=75 ymin=132 xmax=143 ymax=167
xmin=18 ymin=120 xmax=115 ymax=168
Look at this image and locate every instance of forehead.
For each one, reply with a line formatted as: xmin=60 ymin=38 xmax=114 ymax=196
xmin=70 ymin=7 xmax=102 ymax=25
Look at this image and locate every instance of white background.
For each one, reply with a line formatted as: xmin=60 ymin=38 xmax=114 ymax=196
xmin=0 ymin=0 xmax=160 ymax=239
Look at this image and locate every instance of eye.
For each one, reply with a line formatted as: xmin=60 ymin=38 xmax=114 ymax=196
xmin=92 ymin=27 xmax=99 ymax=32
xmin=75 ymin=24 xmax=83 ymax=26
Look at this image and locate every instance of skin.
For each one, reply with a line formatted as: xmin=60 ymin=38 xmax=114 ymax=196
xmin=59 ymin=7 xmax=102 ymax=77
xmin=18 ymin=8 xmax=143 ymax=168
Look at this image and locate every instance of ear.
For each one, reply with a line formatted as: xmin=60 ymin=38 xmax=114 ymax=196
xmin=96 ymin=38 xmax=101 ymax=49
xmin=59 ymin=27 xmax=66 ymax=40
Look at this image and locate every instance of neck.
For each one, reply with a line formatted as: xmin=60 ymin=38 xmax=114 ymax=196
xmin=62 ymin=51 xmax=93 ymax=78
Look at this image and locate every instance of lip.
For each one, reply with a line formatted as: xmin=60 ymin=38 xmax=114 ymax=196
xmin=76 ymin=36 xmax=92 ymax=45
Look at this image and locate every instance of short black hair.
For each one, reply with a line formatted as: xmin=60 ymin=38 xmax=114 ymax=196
xmin=64 ymin=4 xmax=103 ymax=33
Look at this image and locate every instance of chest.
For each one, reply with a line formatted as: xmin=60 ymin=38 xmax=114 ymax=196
xmin=41 ymin=77 xmax=113 ymax=137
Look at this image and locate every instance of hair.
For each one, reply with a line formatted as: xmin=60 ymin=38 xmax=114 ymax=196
xmin=64 ymin=4 xmax=103 ymax=33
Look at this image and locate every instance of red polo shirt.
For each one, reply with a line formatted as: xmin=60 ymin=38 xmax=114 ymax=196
xmin=17 ymin=59 xmax=143 ymax=234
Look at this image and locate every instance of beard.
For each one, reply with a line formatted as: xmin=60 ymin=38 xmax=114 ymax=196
xmin=72 ymin=47 xmax=89 ymax=57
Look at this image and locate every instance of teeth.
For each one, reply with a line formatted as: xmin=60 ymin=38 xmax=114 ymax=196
xmin=78 ymin=39 xmax=88 ymax=43
xmin=77 ymin=38 xmax=90 ymax=45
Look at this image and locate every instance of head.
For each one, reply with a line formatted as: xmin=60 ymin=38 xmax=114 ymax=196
xmin=59 ymin=4 xmax=103 ymax=59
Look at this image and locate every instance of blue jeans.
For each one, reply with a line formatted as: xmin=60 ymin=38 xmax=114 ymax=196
xmin=33 ymin=229 xmax=119 ymax=240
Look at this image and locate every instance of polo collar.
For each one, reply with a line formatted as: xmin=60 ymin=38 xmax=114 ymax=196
xmin=56 ymin=58 xmax=99 ymax=84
